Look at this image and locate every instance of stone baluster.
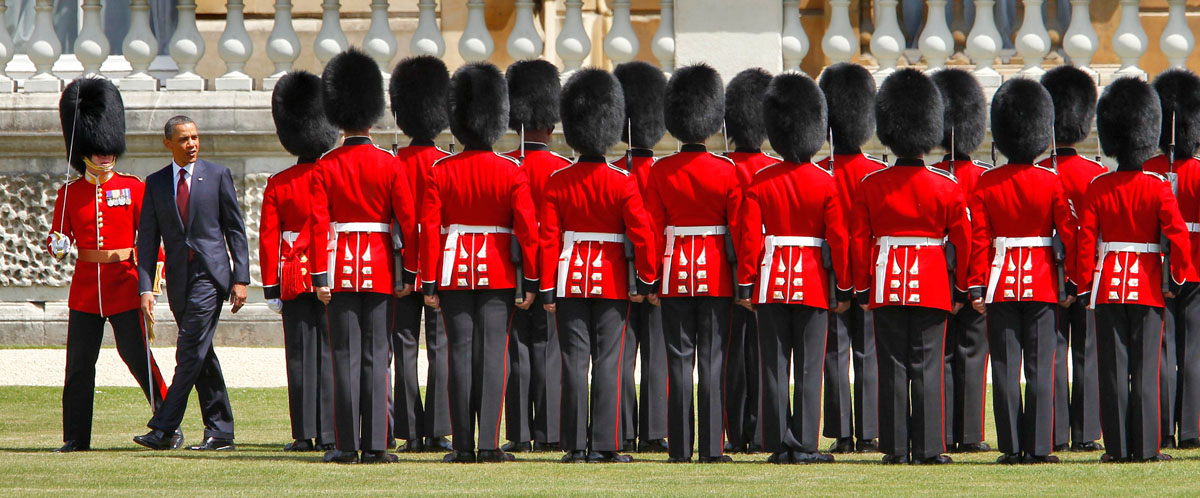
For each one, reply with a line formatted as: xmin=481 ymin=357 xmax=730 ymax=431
xmin=1111 ymin=0 xmax=1147 ymax=80
xmin=1160 ymin=0 xmax=1194 ymax=69
xmin=1013 ymin=0 xmax=1050 ymax=78
xmin=870 ymin=0 xmax=904 ymax=81
xmin=364 ymin=0 xmax=397 ymax=71
xmin=120 ymin=0 xmax=159 ymax=91
xmin=411 ymin=0 xmax=445 ymax=57
xmin=965 ymin=0 xmax=1002 ymax=86
xmin=460 ymin=0 xmax=494 ymax=62
xmin=652 ymin=0 xmax=676 ymax=72
xmin=166 ymin=0 xmax=207 ymax=90
xmin=0 ymin=1 xmax=13 ymax=91
xmin=918 ymin=0 xmax=954 ymax=70
xmin=821 ymin=0 xmax=855 ymax=64
xmin=25 ymin=0 xmax=62 ymax=92
xmin=781 ymin=0 xmax=807 ymax=72
xmin=508 ymin=0 xmax=543 ymax=61
xmin=75 ymin=0 xmax=110 ymax=79
xmin=215 ymin=0 xmax=255 ymax=90
xmin=556 ymin=0 xmax=590 ymax=72
xmin=604 ymin=0 xmax=638 ymax=65
xmin=263 ymin=0 xmax=301 ymax=90
xmin=1061 ymin=0 xmax=1097 ymax=79
xmin=315 ymin=0 xmax=348 ymax=65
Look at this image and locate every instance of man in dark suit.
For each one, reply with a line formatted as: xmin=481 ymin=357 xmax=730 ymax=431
xmin=132 ymin=115 xmax=250 ymax=451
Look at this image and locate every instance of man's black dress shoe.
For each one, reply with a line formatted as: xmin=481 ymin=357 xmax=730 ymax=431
xmin=911 ymin=454 xmax=953 ymax=465
xmin=426 ymin=436 xmax=454 ymax=452
xmin=477 ymin=449 xmax=516 ymax=463
xmin=170 ymin=429 xmax=185 ymax=450
xmin=855 ymin=438 xmax=879 ymax=453
xmin=1053 ymin=443 xmax=1070 ymax=452
xmin=1071 ymin=441 xmax=1104 ymax=452
xmin=188 ymin=437 xmax=235 ymax=451
xmin=442 ymin=451 xmax=477 ymax=463
xmin=1141 ymin=453 xmax=1173 ymax=462
xmin=697 ymin=455 xmax=733 ymax=463
xmin=397 ymin=439 xmax=425 ymax=452
xmin=954 ymin=442 xmax=991 ymax=453
xmin=1024 ymin=454 xmax=1060 ymax=464
xmin=1178 ymin=438 xmax=1200 ymax=449
xmin=666 ymin=456 xmax=692 ymax=463
xmin=996 ymin=453 xmax=1022 ymax=465
xmin=561 ymin=450 xmax=588 ymax=463
xmin=359 ymin=450 xmax=399 ymax=464
xmin=828 ymin=437 xmax=855 ymax=454
xmin=532 ymin=441 xmax=559 ymax=452
xmin=501 ymin=440 xmax=532 ymax=453
xmin=317 ymin=442 xmax=336 ymax=451
xmin=792 ymin=451 xmax=834 ymax=464
xmin=284 ymin=439 xmax=314 ymax=452
xmin=881 ymin=454 xmax=909 ymax=465
xmin=745 ymin=443 xmax=764 ymax=454
xmin=133 ymin=429 xmax=173 ymax=450
xmin=55 ymin=441 xmax=89 ymax=453
xmin=323 ymin=449 xmax=358 ymax=463
xmin=638 ymin=438 xmax=669 ymax=453
xmin=588 ymin=451 xmax=633 ymax=463
xmin=1099 ymin=453 xmax=1126 ymax=463
xmin=766 ymin=451 xmax=792 ymax=464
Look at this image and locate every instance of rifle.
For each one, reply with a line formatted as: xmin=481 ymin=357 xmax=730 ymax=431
xmin=1052 ymin=234 xmax=1067 ymax=303
xmin=1164 ymin=112 xmax=1178 ymax=296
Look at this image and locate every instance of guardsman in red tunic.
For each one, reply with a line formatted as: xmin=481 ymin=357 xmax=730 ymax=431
xmin=970 ymin=78 xmax=1075 ymax=464
xmin=1079 ymin=77 xmax=1191 ymax=463
xmin=736 ymin=72 xmax=849 ymax=465
xmin=420 ymin=62 xmax=540 ymax=464
xmin=500 ymin=59 xmax=568 ymax=454
xmin=540 ymin=68 xmax=657 ymax=463
xmin=721 ymin=67 xmax=773 ymax=455
xmin=261 ymin=71 xmax=339 ymax=453
xmin=48 ymin=79 xmax=172 ymax=453
xmin=644 ymin=64 xmax=744 ymax=463
xmin=386 ymin=55 xmax=453 ymax=453
xmin=929 ymin=68 xmax=992 ymax=455
xmin=309 ymin=49 xmax=418 ymax=464
xmin=815 ymin=62 xmax=883 ymax=454
xmin=1039 ymin=65 xmax=1105 ymax=452
xmin=1144 ymin=69 xmax=1200 ymax=450
xmin=612 ymin=60 xmax=670 ymax=453
xmin=851 ymin=68 xmax=970 ymax=465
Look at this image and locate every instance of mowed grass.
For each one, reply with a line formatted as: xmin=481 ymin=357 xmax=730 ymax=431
xmin=1 ymin=386 xmax=1198 ymax=496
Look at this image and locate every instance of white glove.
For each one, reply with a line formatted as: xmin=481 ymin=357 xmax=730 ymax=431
xmin=49 ymin=232 xmax=70 ymax=260
xmin=266 ymin=298 xmax=283 ymax=314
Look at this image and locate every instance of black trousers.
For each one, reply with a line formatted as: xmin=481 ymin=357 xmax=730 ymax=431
xmin=148 ymin=266 xmax=234 ymax=439
xmin=440 ymin=289 xmax=513 ymax=452
xmin=506 ymin=299 xmax=561 ymax=445
xmin=1164 ymin=283 xmax=1200 ymax=441
xmin=1094 ymin=303 xmax=1164 ymax=460
xmin=873 ymin=305 xmax=946 ymax=460
xmin=846 ymin=298 xmax=879 ymax=441
xmin=987 ymin=301 xmax=1057 ymax=456
xmin=282 ymin=293 xmax=335 ymax=444
xmin=326 ymin=292 xmax=390 ymax=452
xmin=628 ymin=301 xmax=668 ymax=442
xmin=822 ymin=304 xmax=854 ymax=440
xmin=63 ymin=308 xmax=167 ymax=445
xmin=1057 ymin=299 xmax=1103 ymax=444
xmin=944 ymin=306 xmax=988 ymax=446
xmin=757 ymin=304 xmax=826 ymax=453
xmin=556 ymin=298 xmax=629 ymax=452
xmin=661 ymin=296 xmax=731 ymax=460
xmin=391 ymin=293 xmax=452 ymax=441
xmin=725 ymin=304 xmax=760 ymax=448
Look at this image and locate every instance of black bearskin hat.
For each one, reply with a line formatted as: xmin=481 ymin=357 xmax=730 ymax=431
xmin=1040 ymin=65 xmax=1096 ymax=145
xmin=273 ymin=71 xmax=340 ymax=162
xmin=60 ymin=78 xmax=126 ymax=174
xmin=665 ymin=63 xmax=724 ymax=144
xmin=818 ymin=62 xmax=876 ymax=151
xmin=321 ymin=47 xmax=384 ymax=132
xmin=763 ymin=73 xmax=827 ymax=164
xmin=725 ymin=68 xmax=772 ymax=150
xmin=1097 ymin=77 xmax=1162 ymax=168
xmin=931 ymin=68 xmax=986 ymax=155
xmin=875 ymin=68 xmax=943 ymax=158
xmin=390 ymin=55 xmax=450 ymax=142
xmin=990 ymin=78 xmax=1054 ymax=164
xmin=449 ymin=62 xmax=509 ymax=149
xmin=506 ymin=59 xmax=561 ymax=133
xmin=561 ymin=68 xmax=625 ymax=157
xmin=613 ymin=61 xmax=666 ymax=148
xmin=1152 ymin=68 xmax=1200 ymax=157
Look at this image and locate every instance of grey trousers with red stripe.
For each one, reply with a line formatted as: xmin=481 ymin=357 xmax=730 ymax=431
xmin=439 ymin=289 xmax=514 ymax=452
xmin=661 ymin=296 xmax=731 ymax=460
xmin=1095 ymin=303 xmax=1164 ymax=460
xmin=556 ymin=298 xmax=629 ymax=452
xmin=986 ymin=301 xmax=1057 ymax=457
xmin=282 ymin=293 xmax=335 ymax=444
xmin=944 ymin=306 xmax=989 ymax=447
xmin=326 ymin=291 xmax=390 ymax=452
xmin=756 ymin=303 xmax=826 ymax=453
xmin=873 ymin=305 xmax=947 ymax=460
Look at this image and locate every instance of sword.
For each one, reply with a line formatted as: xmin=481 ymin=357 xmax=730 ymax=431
xmin=1052 ymin=234 xmax=1067 ymax=303
xmin=1165 ymin=112 xmax=1177 ymax=296
xmin=515 ymin=125 xmax=526 ymax=304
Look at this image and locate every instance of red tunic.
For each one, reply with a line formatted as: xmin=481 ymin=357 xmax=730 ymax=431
xmin=737 ymin=161 xmax=850 ymax=307
xmin=260 ymin=161 xmax=318 ymax=301
xmin=1076 ymin=170 xmax=1192 ymax=307
xmin=617 ymin=148 xmax=656 ymax=195
xmin=1144 ymin=154 xmax=1200 ymax=283
xmin=48 ymin=172 xmax=144 ymax=316
xmin=930 ymin=157 xmax=988 ymax=198
xmin=538 ymin=158 xmax=657 ymax=301
xmin=642 ymin=144 xmax=748 ymax=298
xmin=1040 ymin=149 xmax=1106 ymax=221
xmin=967 ymin=163 xmax=1076 ymax=304
xmin=396 ymin=140 xmax=450 ymax=283
xmin=419 ymin=149 xmax=540 ymax=293
xmin=817 ymin=152 xmax=887 ymax=216
xmin=850 ymin=159 xmax=972 ymax=311
xmin=727 ymin=149 xmax=779 ymax=178
xmin=308 ymin=137 xmax=418 ymax=294
xmin=503 ymin=143 xmax=572 ymax=214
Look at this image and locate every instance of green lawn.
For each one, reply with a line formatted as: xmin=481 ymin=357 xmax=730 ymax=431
xmin=1 ymin=386 xmax=1197 ymax=496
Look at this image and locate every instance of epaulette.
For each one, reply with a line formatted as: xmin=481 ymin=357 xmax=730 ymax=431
xmin=709 ymin=152 xmax=737 ymax=167
xmin=494 ymin=152 xmax=522 ymax=166
xmin=548 ymin=160 xmax=578 ymax=177
xmin=114 ymin=171 xmax=144 ymax=182
xmin=430 ymin=153 xmax=456 ymax=168
xmin=549 ymin=150 xmax=573 ymax=164
xmin=606 ymin=163 xmax=631 ymax=176
xmin=373 ymin=144 xmax=397 ymax=157
xmin=925 ymin=166 xmax=958 ymax=183
xmin=763 ymin=151 xmax=784 ymax=162
xmin=1032 ymin=163 xmax=1058 ymax=175
xmin=1088 ymin=169 xmax=1117 ymax=185
xmin=970 ymin=160 xmax=992 ymax=169
xmin=1144 ymin=171 xmax=1168 ymax=182
xmin=1080 ymin=155 xmax=1104 ymax=167
xmin=865 ymin=154 xmax=887 ymax=166
xmin=859 ymin=165 xmax=891 ymax=182
xmin=805 ymin=161 xmax=834 ymax=177
xmin=754 ymin=162 xmax=783 ymax=176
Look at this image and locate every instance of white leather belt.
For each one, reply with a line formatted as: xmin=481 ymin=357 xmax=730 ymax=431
xmin=1089 ymin=240 xmax=1163 ymax=307
xmin=440 ymin=224 xmax=514 ymax=286
xmin=663 ymin=225 xmax=727 ymax=292
xmin=758 ymin=235 xmax=824 ymax=302
xmin=557 ymin=231 xmax=627 ymax=297
xmin=985 ymin=236 xmax=1053 ymax=303
xmin=333 ymin=222 xmax=390 ymax=233
xmin=1187 ymin=222 xmax=1200 ymax=233
xmin=874 ymin=236 xmax=943 ymax=304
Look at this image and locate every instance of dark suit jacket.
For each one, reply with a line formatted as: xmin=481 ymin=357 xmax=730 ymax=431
xmin=137 ymin=159 xmax=251 ymax=311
